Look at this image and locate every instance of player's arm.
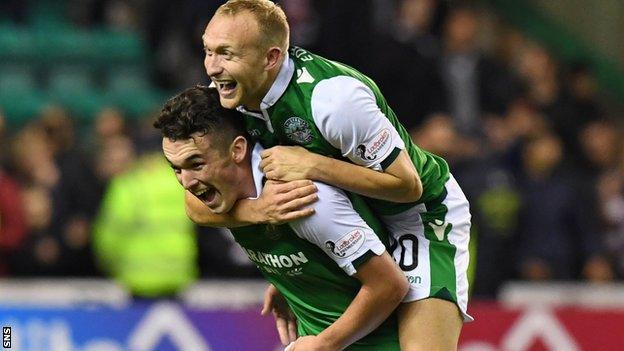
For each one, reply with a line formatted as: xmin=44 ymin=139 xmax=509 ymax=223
xmin=314 ymin=252 xmax=407 ymax=350
xmin=185 ymin=180 xmax=318 ymax=227
xmin=288 ymin=182 xmax=409 ymax=349
xmin=260 ymin=76 xmax=422 ymax=203
xmin=263 ymin=146 xmax=421 ymax=203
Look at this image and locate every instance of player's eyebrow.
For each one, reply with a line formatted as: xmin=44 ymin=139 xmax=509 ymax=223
xmin=167 ymin=154 xmax=204 ymax=169
xmin=204 ymin=43 xmax=234 ymax=53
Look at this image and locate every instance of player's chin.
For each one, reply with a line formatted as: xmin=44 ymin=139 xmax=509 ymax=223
xmin=218 ymin=95 xmax=239 ymax=109
xmin=208 ymin=200 xmax=234 ymax=215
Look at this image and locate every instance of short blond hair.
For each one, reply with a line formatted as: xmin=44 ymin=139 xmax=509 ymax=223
xmin=216 ymin=0 xmax=290 ymax=51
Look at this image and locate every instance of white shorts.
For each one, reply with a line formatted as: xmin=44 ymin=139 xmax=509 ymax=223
xmin=382 ymin=174 xmax=473 ymax=322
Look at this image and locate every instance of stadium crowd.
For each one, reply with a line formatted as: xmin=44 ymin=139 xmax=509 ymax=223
xmin=0 ymin=0 xmax=623 ymax=299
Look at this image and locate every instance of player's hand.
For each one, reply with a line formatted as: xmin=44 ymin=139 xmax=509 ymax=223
xmin=261 ymin=284 xmax=298 ymax=346
xmin=287 ymin=335 xmax=334 ymax=351
xmin=260 ymin=146 xmax=318 ymax=181
xmin=256 ymin=180 xmax=318 ymax=225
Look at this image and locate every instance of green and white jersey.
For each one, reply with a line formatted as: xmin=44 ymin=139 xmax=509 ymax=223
xmin=229 ymin=143 xmax=400 ymax=350
xmin=236 ymin=47 xmax=472 ymax=321
xmin=238 ymin=46 xmax=450 ymax=216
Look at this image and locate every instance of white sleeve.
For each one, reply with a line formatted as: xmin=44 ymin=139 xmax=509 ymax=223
xmin=287 ymin=181 xmax=387 ymax=276
xmin=311 ymin=76 xmax=406 ymax=171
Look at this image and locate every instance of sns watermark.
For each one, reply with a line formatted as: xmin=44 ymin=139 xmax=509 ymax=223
xmin=2 ymin=327 xmax=10 ymax=349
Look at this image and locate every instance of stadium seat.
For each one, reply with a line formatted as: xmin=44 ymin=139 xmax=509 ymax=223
xmin=0 ymin=25 xmax=37 ymax=64
xmin=46 ymin=67 xmax=105 ymax=120
xmin=0 ymin=67 xmax=47 ymax=124
xmin=91 ymin=29 xmax=146 ymax=67
xmin=104 ymin=69 xmax=166 ymax=118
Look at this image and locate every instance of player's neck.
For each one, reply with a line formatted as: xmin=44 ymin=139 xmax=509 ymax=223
xmin=247 ymin=62 xmax=282 ymax=111
xmin=238 ymin=158 xmax=258 ymax=199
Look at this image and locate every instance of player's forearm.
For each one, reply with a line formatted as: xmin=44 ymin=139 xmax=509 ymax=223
xmin=307 ymin=152 xmax=422 ymax=203
xmin=316 ymin=278 xmax=407 ymax=350
xmin=185 ymin=191 xmax=258 ymax=228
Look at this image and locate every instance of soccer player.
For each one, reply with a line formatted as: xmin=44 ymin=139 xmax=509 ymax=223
xmin=193 ymin=1 xmax=473 ymax=350
xmin=156 ymin=86 xmax=408 ymax=350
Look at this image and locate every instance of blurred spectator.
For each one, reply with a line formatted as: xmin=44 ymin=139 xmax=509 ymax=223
xmin=566 ymin=62 xmax=605 ymax=124
xmin=93 ymin=152 xmax=198 ymax=297
xmin=391 ymin=0 xmax=444 ymax=60
xmin=411 ymin=114 xmax=478 ymax=164
xmin=38 ymin=107 xmax=100 ymax=276
xmin=366 ymin=0 xmax=448 ymax=132
xmin=8 ymin=109 xmax=100 ymax=276
xmin=439 ymin=4 xmax=518 ymax=139
xmin=95 ymin=134 xmax=136 ymax=183
xmin=581 ymin=120 xmax=624 ymax=278
xmin=516 ymin=132 xmax=613 ymax=282
xmin=0 ymin=115 xmax=27 ymax=276
xmin=282 ymin=0 xmax=320 ymax=49
xmin=10 ymin=124 xmax=60 ymax=189
xmin=91 ymin=107 xmax=135 ymax=185
xmin=514 ymin=43 xmax=592 ymax=167
xmin=94 ymin=107 xmax=127 ymax=142
xmin=13 ymin=185 xmax=64 ymax=276
xmin=579 ymin=119 xmax=621 ymax=175
xmin=452 ymin=113 xmax=523 ymax=297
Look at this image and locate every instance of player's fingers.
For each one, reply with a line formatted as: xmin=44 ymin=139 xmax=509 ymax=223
xmin=275 ymin=317 xmax=291 ymax=346
xmin=277 ymin=179 xmax=314 ymax=193
xmin=259 ymin=157 xmax=272 ymax=172
xmin=260 ymin=149 xmax=272 ymax=159
xmin=287 ymin=318 xmax=298 ymax=342
xmin=280 ymin=184 xmax=317 ymax=201
xmin=261 ymin=293 xmax=273 ymax=316
xmin=285 ymin=185 xmax=318 ymax=200
xmin=282 ymin=194 xmax=318 ymax=212
xmin=265 ymin=170 xmax=279 ymax=181
xmin=280 ymin=207 xmax=315 ymax=221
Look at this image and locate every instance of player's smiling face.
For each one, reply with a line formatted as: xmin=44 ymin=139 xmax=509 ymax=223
xmin=203 ymin=11 xmax=270 ymax=110
xmin=162 ymin=133 xmax=242 ymax=214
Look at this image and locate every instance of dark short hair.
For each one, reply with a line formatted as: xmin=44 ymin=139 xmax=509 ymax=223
xmin=154 ymin=85 xmax=248 ymax=149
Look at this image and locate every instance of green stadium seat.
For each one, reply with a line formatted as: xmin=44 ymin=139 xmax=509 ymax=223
xmin=0 ymin=25 xmax=37 ymax=64
xmin=30 ymin=0 xmax=69 ymax=29
xmin=91 ymin=29 xmax=146 ymax=67
xmin=0 ymin=67 xmax=47 ymax=124
xmin=46 ymin=67 xmax=105 ymax=120
xmin=104 ymin=69 xmax=166 ymax=119
xmin=34 ymin=28 xmax=98 ymax=66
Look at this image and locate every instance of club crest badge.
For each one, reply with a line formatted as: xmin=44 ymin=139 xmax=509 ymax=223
xmin=284 ymin=117 xmax=313 ymax=145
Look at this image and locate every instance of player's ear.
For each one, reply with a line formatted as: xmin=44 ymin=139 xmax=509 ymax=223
xmin=230 ymin=136 xmax=248 ymax=163
xmin=265 ymin=47 xmax=282 ymax=71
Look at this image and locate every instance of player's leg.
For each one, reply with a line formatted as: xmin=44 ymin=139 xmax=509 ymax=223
xmin=386 ymin=174 xmax=472 ymax=350
xmin=397 ymin=298 xmax=463 ymax=351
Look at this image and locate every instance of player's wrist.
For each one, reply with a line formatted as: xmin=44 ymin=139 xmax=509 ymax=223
xmin=232 ymin=199 xmax=265 ymax=225
xmin=316 ymin=329 xmax=344 ymax=351
xmin=306 ymin=153 xmax=328 ymax=181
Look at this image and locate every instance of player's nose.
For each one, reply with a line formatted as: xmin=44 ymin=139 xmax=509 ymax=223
xmin=204 ymin=55 xmax=223 ymax=77
xmin=180 ymin=170 xmax=199 ymax=190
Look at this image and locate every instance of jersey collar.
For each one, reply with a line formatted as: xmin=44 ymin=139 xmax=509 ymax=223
xmin=260 ymin=51 xmax=294 ymax=110
xmin=235 ymin=52 xmax=293 ymax=132
xmin=248 ymin=143 xmax=265 ymax=199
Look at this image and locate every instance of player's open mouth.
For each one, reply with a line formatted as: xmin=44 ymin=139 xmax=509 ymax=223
xmin=216 ymin=81 xmax=238 ymax=98
xmin=195 ymin=188 xmax=218 ymax=206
